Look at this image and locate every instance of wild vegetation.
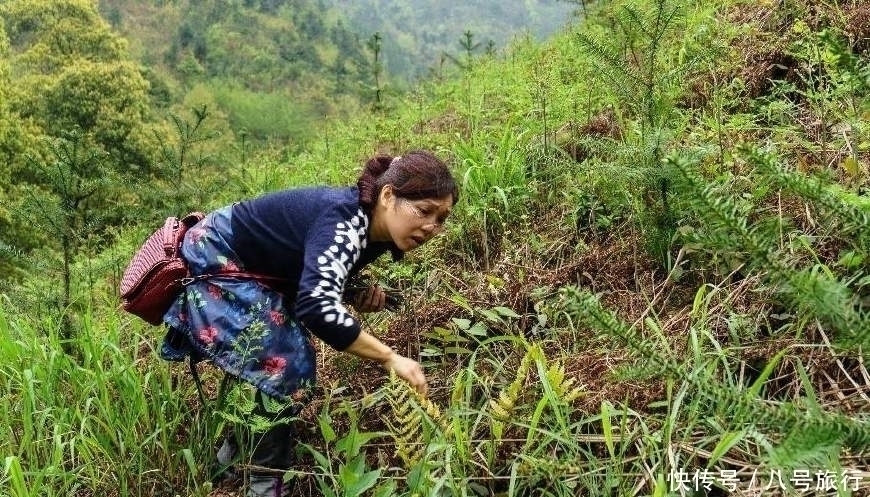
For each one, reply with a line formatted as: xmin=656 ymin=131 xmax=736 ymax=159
xmin=320 ymin=0 xmax=573 ymax=80
xmin=97 ymin=0 xmax=377 ymax=142
xmin=1 ymin=0 xmax=869 ymax=496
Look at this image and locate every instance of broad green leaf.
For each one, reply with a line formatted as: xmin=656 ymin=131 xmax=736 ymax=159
xmin=836 ymin=250 xmax=864 ymax=269
xmin=479 ymin=308 xmax=500 ymax=322
xmin=447 ymin=292 xmax=472 ymax=312
xmin=318 ymin=415 xmax=336 ymax=443
xmin=794 ymin=358 xmax=820 ymax=413
xmin=181 ymin=448 xmax=197 ymax=474
xmin=336 ymin=430 xmax=383 ymax=457
xmin=372 ymin=479 xmax=397 ymax=497
xmin=466 ymin=322 xmax=488 ymax=337
xmin=299 ymin=443 xmax=331 ymax=470
xmin=348 ymin=468 xmax=381 ymax=495
xmin=494 ymin=306 xmax=520 ymax=318
xmin=451 ymin=318 xmax=471 ymax=330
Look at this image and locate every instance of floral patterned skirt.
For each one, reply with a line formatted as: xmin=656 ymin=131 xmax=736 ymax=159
xmin=162 ymin=206 xmax=316 ymax=404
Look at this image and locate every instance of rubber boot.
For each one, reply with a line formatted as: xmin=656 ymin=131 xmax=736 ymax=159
xmin=246 ymin=475 xmax=292 ymax=497
xmin=214 ymin=436 xmax=239 ymax=483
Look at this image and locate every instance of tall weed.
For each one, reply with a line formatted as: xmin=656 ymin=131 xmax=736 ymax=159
xmin=0 ymin=300 xmax=200 ymax=495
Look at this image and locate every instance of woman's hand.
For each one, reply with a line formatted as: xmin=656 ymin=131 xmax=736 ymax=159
xmin=382 ymin=352 xmax=428 ymax=396
xmin=352 ymin=285 xmax=387 ymax=313
xmin=342 ymin=331 xmax=427 ymax=396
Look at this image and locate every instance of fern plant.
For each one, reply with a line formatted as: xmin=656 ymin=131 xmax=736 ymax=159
xmin=668 ymin=150 xmax=870 ymax=346
xmin=556 ymin=285 xmax=870 ymax=486
xmin=488 ymin=344 xmax=534 ymax=439
xmin=574 ymin=0 xmax=693 ymax=267
xmin=384 ymin=370 xmax=454 ymax=494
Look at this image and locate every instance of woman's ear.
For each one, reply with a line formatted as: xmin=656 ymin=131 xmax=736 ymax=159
xmin=378 ymin=184 xmax=395 ymax=209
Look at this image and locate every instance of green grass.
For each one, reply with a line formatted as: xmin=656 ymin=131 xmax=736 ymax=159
xmin=0 ymin=301 xmax=197 ymax=496
xmin=2 ymin=0 xmax=869 ymax=494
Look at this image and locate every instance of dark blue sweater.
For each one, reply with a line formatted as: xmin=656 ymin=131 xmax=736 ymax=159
xmin=230 ymin=186 xmax=398 ymax=350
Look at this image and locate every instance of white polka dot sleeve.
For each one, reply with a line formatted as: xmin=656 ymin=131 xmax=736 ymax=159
xmin=294 ymin=206 xmax=370 ymax=350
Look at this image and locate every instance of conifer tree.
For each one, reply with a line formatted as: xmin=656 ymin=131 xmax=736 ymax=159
xmin=575 ymin=0 xmax=687 ymax=267
xmin=366 ymin=32 xmax=385 ymax=108
xmin=18 ymin=130 xmax=114 ymax=344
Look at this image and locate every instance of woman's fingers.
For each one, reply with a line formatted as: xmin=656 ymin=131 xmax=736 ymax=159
xmin=368 ymin=286 xmax=385 ymax=310
xmin=383 ymin=354 xmax=428 ymax=396
xmin=354 ymin=285 xmax=386 ymax=312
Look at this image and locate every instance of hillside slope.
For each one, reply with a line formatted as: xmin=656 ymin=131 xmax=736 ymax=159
xmin=0 ymin=0 xmax=868 ymax=495
xmin=97 ymin=0 xmax=374 ymax=141
xmin=324 ymin=0 xmax=575 ymax=80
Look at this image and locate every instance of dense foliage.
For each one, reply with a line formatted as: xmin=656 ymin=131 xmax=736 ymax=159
xmin=0 ymin=0 xmax=169 ymax=299
xmin=98 ymin=0 xmax=376 ymax=141
xmin=1 ymin=0 xmax=868 ymax=495
xmin=322 ymin=0 xmax=574 ymax=80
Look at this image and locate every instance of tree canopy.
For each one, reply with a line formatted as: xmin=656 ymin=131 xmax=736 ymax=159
xmin=0 ymin=0 xmax=167 ymax=280
xmin=1 ymin=0 xmax=160 ymax=174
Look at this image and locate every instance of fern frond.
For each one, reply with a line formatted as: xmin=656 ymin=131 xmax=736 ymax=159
xmin=670 ymin=155 xmax=772 ymax=259
xmin=783 ymin=266 xmax=869 ymax=344
xmin=386 ymin=372 xmax=425 ymax=466
xmin=414 ymin=390 xmax=451 ymax=437
xmin=385 ymin=371 xmax=452 ymax=467
xmin=544 ymin=361 xmax=584 ymax=404
xmin=488 ymin=345 xmax=535 ymax=423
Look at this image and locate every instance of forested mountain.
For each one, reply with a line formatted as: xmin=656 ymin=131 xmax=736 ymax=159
xmin=93 ymin=0 xmax=574 ymax=138
xmin=102 ymin=0 xmax=367 ymax=91
xmin=2 ymin=0 xmax=868 ymax=495
xmin=324 ymin=0 xmax=575 ymax=80
xmin=0 ymin=0 xmax=576 ymax=287
xmin=97 ymin=0 xmax=376 ymax=140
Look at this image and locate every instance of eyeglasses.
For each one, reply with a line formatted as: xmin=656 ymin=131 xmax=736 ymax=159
xmin=405 ymin=202 xmax=448 ymax=232
xmin=423 ymin=221 xmax=445 ymax=233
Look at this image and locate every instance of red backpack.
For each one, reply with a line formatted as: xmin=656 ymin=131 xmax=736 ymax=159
xmin=120 ymin=212 xmax=287 ymax=325
xmin=119 ymin=212 xmax=205 ymax=325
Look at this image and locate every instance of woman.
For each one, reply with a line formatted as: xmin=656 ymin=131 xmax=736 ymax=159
xmin=160 ymin=150 xmax=458 ymax=496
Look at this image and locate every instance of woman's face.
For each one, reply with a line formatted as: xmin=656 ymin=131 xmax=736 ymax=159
xmin=378 ymin=186 xmax=453 ymax=251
